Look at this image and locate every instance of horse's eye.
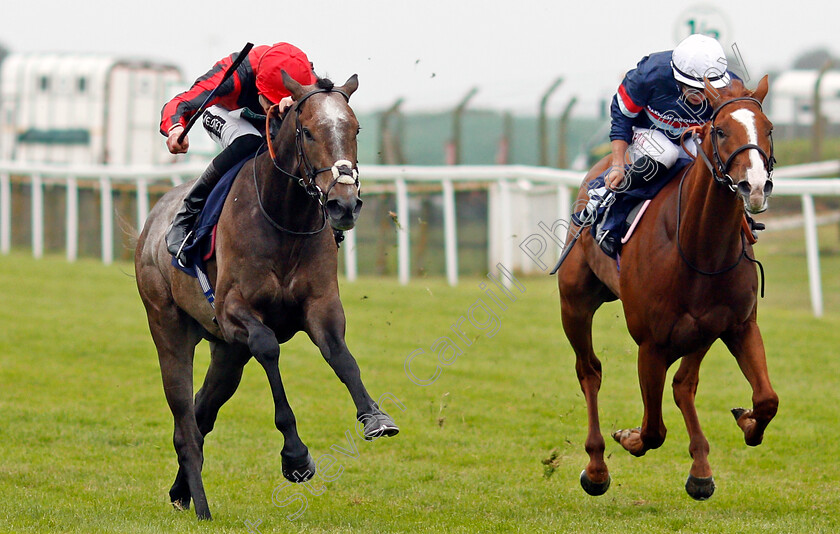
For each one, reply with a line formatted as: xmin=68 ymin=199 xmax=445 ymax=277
xmin=715 ymin=128 xmax=726 ymax=139
xmin=302 ymin=128 xmax=314 ymax=140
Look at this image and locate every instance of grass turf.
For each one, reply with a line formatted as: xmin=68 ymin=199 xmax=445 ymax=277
xmin=0 ymin=227 xmax=839 ymax=532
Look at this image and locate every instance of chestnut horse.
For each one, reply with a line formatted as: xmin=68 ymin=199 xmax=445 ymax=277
xmin=135 ymin=74 xmax=398 ymax=520
xmin=558 ymin=76 xmax=778 ymax=500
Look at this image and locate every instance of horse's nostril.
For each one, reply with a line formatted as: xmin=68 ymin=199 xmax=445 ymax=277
xmin=764 ymin=181 xmax=774 ymax=195
xmin=353 ymin=197 xmax=363 ymax=216
xmin=326 ymin=199 xmax=343 ymax=217
xmin=737 ymin=181 xmax=750 ymax=196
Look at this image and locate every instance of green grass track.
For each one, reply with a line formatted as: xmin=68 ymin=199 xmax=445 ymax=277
xmin=0 ymin=225 xmax=839 ymax=532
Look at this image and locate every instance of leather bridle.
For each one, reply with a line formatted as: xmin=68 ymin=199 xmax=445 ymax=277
xmin=693 ymin=96 xmax=775 ymax=193
xmin=264 ymin=87 xmax=360 ymax=207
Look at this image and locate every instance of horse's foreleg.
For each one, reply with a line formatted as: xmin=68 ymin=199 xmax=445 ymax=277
xmin=193 ymin=341 xmax=251 ymax=435
xmin=306 ymin=301 xmax=399 ymax=440
xmin=219 ymin=292 xmax=315 ymax=483
xmin=614 ymin=343 xmax=668 ymax=456
xmin=722 ymin=321 xmax=779 ymax=446
xmin=672 ymin=348 xmax=716 ymax=500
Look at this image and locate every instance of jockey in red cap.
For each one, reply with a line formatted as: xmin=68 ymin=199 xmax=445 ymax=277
xmin=160 ymin=42 xmax=316 ymax=265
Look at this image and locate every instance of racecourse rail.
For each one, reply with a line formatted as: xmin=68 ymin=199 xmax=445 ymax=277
xmin=1 ymin=160 xmax=839 ymax=317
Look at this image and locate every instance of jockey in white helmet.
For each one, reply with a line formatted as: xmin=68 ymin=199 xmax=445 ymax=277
xmin=576 ymin=34 xmax=737 ymax=256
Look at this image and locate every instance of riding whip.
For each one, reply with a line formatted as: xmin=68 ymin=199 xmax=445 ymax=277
xmin=177 ymin=42 xmax=254 ymax=144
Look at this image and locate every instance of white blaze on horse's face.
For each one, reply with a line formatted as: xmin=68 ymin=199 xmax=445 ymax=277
xmin=730 ymin=108 xmax=769 ymax=213
xmin=317 ymin=95 xmax=356 ymax=151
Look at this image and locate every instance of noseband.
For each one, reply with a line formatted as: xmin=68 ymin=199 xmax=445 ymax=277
xmin=693 ymin=96 xmax=775 ymax=193
xmin=264 ymin=87 xmax=361 ymax=206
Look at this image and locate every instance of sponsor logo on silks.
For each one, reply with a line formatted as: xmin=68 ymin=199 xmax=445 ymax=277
xmin=644 ymin=106 xmax=705 ymax=139
xmin=203 ymin=112 xmax=226 ymax=139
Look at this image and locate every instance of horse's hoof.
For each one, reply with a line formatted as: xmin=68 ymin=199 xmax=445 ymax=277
xmin=731 ymin=407 xmax=747 ymax=421
xmin=685 ymin=474 xmax=715 ymax=501
xmin=196 ymin=509 xmax=212 ymax=521
xmin=170 ymin=498 xmax=190 ymax=512
xmin=360 ymin=412 xmax=400 ymax=441
xmin=579 ymin=470 xmax=611 ymax=496
xmin=282 ymin=452 xmax=316 ymax=483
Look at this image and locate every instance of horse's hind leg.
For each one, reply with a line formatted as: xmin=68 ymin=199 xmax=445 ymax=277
xmin=219 ymin=292 xmax=315 ymax=483
xmin=137 ymin=260 xmax=212 ymax=519
xmin=722 ymin=321 xmax=779 ymax=446
xmin=169 ymin=341 xmax=251 ymax=509
xmin=305 ymin=299 xmax=399 ymax=440
xmin=558 ymin=258 xmax=612 ymax=496
xmin=147 ymin=314 xmax=211 ymax=519
xmin=672 ymin=348 xmax=716 ymax=500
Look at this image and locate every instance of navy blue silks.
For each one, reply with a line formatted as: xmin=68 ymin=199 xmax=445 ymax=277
xmin=588 ymin=158 xmax=692 ymax=257
xmin=171 ymin=153 xmax=259 ymax=277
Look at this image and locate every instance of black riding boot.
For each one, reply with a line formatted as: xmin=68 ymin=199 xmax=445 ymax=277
xmin=165 ymin=163 xmax=222 ymax=262
xmin=621 ymin=155 xmax=669 ymax=190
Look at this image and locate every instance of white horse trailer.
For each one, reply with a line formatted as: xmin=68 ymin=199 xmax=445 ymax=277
xmin=0 ymin=53 xmax=183 ymax=165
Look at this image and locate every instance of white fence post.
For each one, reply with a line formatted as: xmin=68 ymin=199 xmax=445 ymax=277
xmin=396 ymin=177 xmax=410 ymax=285
xmin=801 ymin=193 xmax=823 ymax=317
xmin=557 ymin=185 xmax=572 ymax=231
xmin=100 ymin=176 xmax=113 ymax=265
xmin=32 ymin=173 xmax=43 ymax=259
xmin=1 ymin=172 xmax=10 ymax=254
xmin=137 ymin=177 xmax=149 ymax=232
xmin=442 ymin=178 xmax=458 ymax=286
xmin=66 ymin=176 xmax=78 ymax=262
xmin=343 ymin=228 xmax=358 ymax=282
xmin=498 ymin=179 xmax=513 ymax=286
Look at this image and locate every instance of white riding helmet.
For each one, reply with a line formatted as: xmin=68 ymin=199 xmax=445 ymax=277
xmin=671 ymin=34 xmax=730 ymax=89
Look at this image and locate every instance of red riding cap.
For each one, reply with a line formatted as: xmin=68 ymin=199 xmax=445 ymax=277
xmin=256 ymin=43 xmax=316 ymax=103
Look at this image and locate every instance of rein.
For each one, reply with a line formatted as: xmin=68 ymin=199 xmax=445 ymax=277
xmin=675 ymin=154 xmax=765 ymax=297
xmin=673 ymin=95 xmax=773 ymax=295
xmin=254 ymin=86 xmax=360 ymax=237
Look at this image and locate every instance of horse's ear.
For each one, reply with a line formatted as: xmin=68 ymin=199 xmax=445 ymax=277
xmin=281 ymin=70 xmax=306 ymax=101
xmin=752 ymin=74 xmax=770 ymax=104
xmin=703 ymin=77 xmax=724 ymax=108
xmin=339 ymin=74 xmax=359 ymax=99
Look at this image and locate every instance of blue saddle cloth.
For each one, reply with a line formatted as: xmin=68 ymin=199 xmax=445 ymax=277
xmin=171 ymin=154 xmax=257 ymax=277
xmin=590 ymin=158 xmax=692 ymax=245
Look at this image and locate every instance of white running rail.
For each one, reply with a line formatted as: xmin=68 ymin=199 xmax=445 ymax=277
xmin=1 ymin=159 xmax=838 ymax=316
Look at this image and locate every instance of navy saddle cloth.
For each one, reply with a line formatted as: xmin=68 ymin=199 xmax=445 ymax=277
xmin=172 ymin=154 xmax=257 ymax=277
xmin=590 ymin=158 xmax=692 ymax=243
